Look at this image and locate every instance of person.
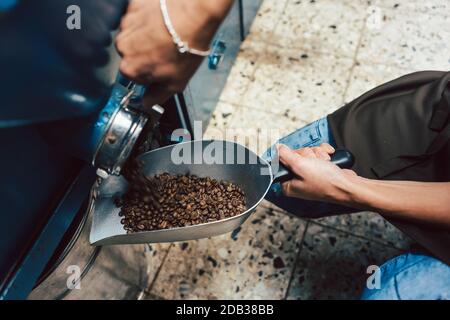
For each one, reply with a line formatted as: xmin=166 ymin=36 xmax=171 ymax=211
xmin=259 ymin=70 xmax=450 ymax=299
xmin=116 ymin=0 xmax=235 ymax=107
xmin=263 ymin=120 xmax=450 ymax=300
xmin=118 ymin=0 xmax=450 ymax=299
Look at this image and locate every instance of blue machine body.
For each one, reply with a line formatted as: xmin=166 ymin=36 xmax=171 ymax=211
xmin=0 ymin=0 xmax=128 ymax=298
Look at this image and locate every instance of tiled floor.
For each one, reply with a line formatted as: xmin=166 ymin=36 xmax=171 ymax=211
xmin=145 ymin=0 xmax=450 ymax=300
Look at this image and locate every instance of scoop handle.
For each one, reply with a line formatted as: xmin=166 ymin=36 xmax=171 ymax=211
xmin=272 ymin=149 xmax=355 ymax=184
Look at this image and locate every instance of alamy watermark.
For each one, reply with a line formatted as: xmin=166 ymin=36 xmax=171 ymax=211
xmin=366 ymin=265 xmax=381 ymax=290
xmin=170 ymin=121 xmax=283 ymax=176
xmin=66 ymin=265 xmax=81 ymax=290
xmin=66 ymin=5 xmax=81 ymax=30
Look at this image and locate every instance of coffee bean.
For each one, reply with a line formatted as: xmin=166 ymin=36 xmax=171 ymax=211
xmin=116 ymin=163 xmax=246 ymax=233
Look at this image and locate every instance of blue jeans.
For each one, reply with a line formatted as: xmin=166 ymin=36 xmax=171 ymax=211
xmin=361 ymin=253 xmax=450 ymax=300
xmin=263 ymin=117 xmax=450 ymax=300
xmin=262 ymin=117 xmax=357 ymax=219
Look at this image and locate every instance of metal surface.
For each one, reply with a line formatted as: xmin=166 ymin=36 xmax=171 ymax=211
xmin=0 ymin=166 xmax=97 ymax=300
xmin=90 ymin=140 xmax=273 ymax=246
xmin=132 ymin=105 xmax=166 ymax=155
xmin=28 ymin=211 xmax=149 ymax=300
xmin=28 ymin=174 xmax=149 ymax=300
xmin=93 ymin=89 xmax=148 ymax=176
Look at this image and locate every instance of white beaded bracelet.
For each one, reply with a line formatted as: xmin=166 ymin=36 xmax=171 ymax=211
xmin=159 ymin=0 xmax=211 ymax=57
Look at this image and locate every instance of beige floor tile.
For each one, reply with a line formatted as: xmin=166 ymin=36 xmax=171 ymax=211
xmin=226 ymin=107 xmax=308 ymax=156
xmin=260 ymin=202 xmax=414 ymax=251
xmin=344 ymin=62 xmax=412 ymax=103
xmin=245 ymin=0 xmax=289 ymax=44
xmin=240 ymin=45 xmax=353 ymax=122
xmin=372 ymin=0 xmax=450 ymax=16
xmin=316 ymin=212 xmax=415 ymax=251
xmin=203 ymin=101 xmax=245 ymax=142
xmin=357 ymin=6 xmax=450 ymax=70
xmin=145 ymin=243 xmax=172 ymax=286
xmin=204 ymin=101 xmax=240 ymax=132
xmin=150 ymin=206 xmax=307 ymax=299
xmin=287 ymin=223 xmax=402 ymax=300
xmin=271 ymin=0 xmax=369 ymax=57
xmin=219 ymin=41 xmax=265 ymax=106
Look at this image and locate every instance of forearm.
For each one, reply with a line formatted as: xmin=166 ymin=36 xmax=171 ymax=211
xmin=170 ymin=0 xmax=234 ymax=50
xmin=346 ymin=177 xmax=450 ymax=227
xmin=117 ymin=0 xmax=234 ymax=104
xmin=277 ymin=144 xmax=450 ymax=228
xmin=196 ymin=0 xmax=235 ymax=21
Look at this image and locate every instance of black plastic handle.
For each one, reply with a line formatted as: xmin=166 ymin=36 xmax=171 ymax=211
xmin=272 ymin=149 xmax=355 ymax=184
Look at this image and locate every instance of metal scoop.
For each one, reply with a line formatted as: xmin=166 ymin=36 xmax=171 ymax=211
xmin=89 ymin=140 xmax=353 ymax=246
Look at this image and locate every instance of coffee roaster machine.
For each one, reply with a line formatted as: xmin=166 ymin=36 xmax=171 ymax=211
xmin=0 ymin=0 xmax=262 ymax=299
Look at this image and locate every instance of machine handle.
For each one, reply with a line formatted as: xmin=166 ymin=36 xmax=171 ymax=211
xmin=272 ymin=149 xmax=355 ymax=184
